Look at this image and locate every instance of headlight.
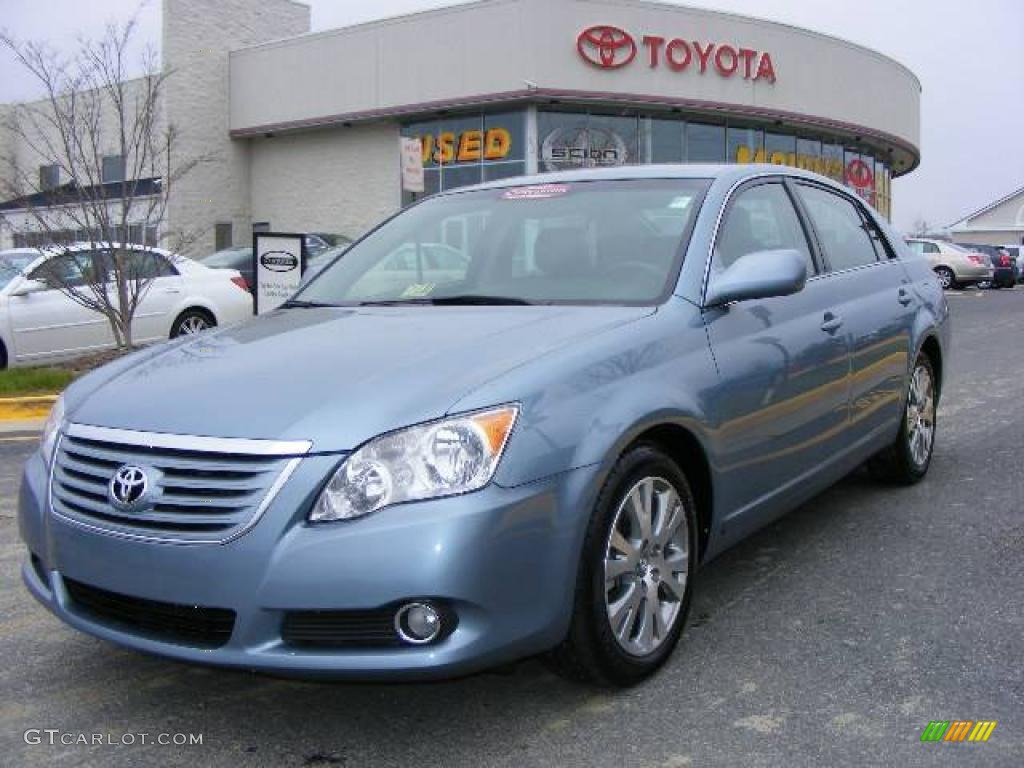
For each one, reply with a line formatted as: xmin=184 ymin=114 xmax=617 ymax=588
xmin=311 ymin=404 xmax=519 ymax=522
xmin=40 ymin=394 xmax=65 ymax=465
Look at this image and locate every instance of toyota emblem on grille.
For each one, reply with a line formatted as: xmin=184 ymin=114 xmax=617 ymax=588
xmin=109 ymin=465 xmax=149 ymax=510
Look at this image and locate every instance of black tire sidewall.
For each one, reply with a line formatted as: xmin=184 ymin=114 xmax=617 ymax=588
xmin=171 ymin=310 xmax=211 ymax=338
xmin=580 ymin=444 xmax=697 ymax=685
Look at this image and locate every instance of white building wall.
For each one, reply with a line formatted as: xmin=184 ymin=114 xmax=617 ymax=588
xmin=162 ymin=0 xmax=310 ymax=257
xmin=229 ymin=0 xmax=921 ymax=169
xmin=249 ymin=124 xmax=400 ymax=240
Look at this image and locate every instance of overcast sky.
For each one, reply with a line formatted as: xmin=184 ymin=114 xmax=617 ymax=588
xmin=2 ymin=0 xmax=1022 ymax=231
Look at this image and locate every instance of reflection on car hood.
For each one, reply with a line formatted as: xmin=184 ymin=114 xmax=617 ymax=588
xmin=68 ymin=305 xmax=653 ymax=451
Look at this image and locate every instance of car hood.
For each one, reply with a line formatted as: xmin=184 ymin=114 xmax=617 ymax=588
xmin=67 ymin=304 xmax=653 ymax=451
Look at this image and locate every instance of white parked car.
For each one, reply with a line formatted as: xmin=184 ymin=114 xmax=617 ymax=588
xmin=0 ymin=243 xmax=253 ymax=368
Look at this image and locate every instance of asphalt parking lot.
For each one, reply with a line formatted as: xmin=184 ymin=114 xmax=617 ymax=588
xmin=1 ymin=288 xmax=1021 ymax=767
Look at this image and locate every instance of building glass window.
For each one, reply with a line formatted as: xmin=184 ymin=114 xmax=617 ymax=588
xmin=818 ymin=143 xmax=842 ymax=183
xmin=537 ymin=111 xmax=638 ymax=173
xmin=727 ymin=126 xmax=763 ymax=164
xmin=39 ymin=164 xmax=60 ymax=191
xmin=764 ymin=132 xmax=796 ymax=165
xmin=686 ymin=122 xmax=725 ymax=162
xmin=215 ymin=222 xmax=233 ymax=251
xmin=102 ymin=154 xmax=126 ymax=183
xmin=402 ymin=111 xmax=526 ymax=205
xmin=645 ymin=117 xmax=684 ymax=163
xmin=396 ymin=109 xmax=896 ymax=220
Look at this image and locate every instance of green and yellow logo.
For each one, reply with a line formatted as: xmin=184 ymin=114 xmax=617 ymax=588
xmin=920 ymin=721 xmax=997 ymax=742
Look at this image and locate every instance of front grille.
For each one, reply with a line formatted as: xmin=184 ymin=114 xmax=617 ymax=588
xmin=64 ymin=577 xmax=235 ymax=648
xmin=51 ymin=424 xmax=308 ymax=543
xmin=282 ymin=609 xmax=404 ymax=649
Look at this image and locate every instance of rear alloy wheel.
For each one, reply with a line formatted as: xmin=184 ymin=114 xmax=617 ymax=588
xmin=170 ymin=309 xmax=215 ymax=338
xmin=934 ymin=267 xmax=955 ymax=290
xmin=547 ymin=444 xmax=696 ymax=686
xmin=868 ymin=354 xmax=937 ymax=484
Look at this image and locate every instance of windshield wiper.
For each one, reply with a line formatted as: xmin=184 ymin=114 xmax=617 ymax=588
xmin=358 ymin=295 xmax=534 ymax=307
xmin=429 ymin=294 xmax=535 ymax=306
xmin=281 ymin=299 xmax=338 ymax=309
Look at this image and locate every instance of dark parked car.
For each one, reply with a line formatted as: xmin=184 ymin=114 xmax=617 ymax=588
xmin=20 ymin=165 xmax=949 ymax=685
xmin=960 ymin=243 xmax=1017 ymax=288
xmin=201 ymin=235 xmax=343 ymax=290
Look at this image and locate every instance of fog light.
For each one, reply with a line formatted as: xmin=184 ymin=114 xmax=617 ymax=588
xmin=394 ymin=602 xmax=442 ymax=644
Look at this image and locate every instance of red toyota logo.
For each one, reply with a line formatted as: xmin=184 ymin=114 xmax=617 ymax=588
xmin=846 ymin=158 xmax=874 ymax=189
xmin=577 ymin=25 xmax=637 ymax=69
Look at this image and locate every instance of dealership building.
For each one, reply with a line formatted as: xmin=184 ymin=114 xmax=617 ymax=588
xmin=0 ymin=0 xmax=921 ymax=254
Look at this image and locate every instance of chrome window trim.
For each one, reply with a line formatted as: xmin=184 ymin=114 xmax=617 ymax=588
xmin=701 ymin=171 xmax=787 ymax=306
xmin=65 ymin=422 xmax=311 ymax=457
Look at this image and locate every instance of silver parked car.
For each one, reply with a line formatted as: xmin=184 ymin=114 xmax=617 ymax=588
xmin=20 ymin=165 xmax=949 ymax=685
xmin=905 ymin=237 xmax=993 ymax=289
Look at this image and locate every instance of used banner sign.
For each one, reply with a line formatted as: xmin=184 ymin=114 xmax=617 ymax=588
xmin=253 ymin=233 xmax=305 ymax=315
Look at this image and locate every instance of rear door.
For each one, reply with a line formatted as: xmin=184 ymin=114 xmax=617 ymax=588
xmin=702 ymin=179 xmax=851 ymax=536
xmin=120 ymin=250 xmax=185 ymax=343
xmin=793 ymin=182 xmax=912 ymax=446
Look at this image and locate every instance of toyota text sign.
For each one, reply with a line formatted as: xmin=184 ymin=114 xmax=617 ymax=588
xmin=577 ymin=24 xmax=776 ymax=83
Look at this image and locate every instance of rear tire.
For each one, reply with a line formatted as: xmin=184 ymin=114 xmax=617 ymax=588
xmin=547 ymin=444 xmax=697 ymax=686
xmin=868 ymin=354 xmax=937 ymax=485
xmin=170 ymin=309 xmax=216 ymax=338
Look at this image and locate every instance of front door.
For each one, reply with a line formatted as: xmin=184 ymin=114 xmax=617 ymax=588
xmin=702 ymin=180 xmax=851 ymax=540
xmin=9 ymin=252 xmax=116 ymax=363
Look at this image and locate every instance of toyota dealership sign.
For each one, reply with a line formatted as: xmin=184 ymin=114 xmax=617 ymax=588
xmin=577 ymin=25 xmax=776 ymax=83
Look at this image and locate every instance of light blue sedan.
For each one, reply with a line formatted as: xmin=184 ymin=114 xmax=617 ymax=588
xmin=20 ymin=164 xmax=949 ymax=685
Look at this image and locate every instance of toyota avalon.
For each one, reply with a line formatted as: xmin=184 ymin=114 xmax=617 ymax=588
xmin=19 ymin=165 xmax=949 ymax=685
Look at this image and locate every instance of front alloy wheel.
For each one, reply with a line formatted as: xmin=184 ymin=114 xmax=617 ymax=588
xmin=547 ymin=444 xmax=696 ymax=686
xmin=604 ymin=477 xmax=689 ymax=657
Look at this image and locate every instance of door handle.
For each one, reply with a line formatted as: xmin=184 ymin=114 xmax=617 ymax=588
xmin=821 ymin=313 xmax=844 ymax=334
xmin=897 ymin=288 xmax=913 ymax=306
xmin=163 ymin=288 xmax=182 ymax=294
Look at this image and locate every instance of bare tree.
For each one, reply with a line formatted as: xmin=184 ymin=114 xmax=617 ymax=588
xmin=911 ymin=217 xmax=933 ymax=237
xmin=0 ymin=17 xmax=203 ymax=349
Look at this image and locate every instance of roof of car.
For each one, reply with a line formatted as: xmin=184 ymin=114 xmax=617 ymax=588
xmin=449 ymin=163 xmax=858 ymax=198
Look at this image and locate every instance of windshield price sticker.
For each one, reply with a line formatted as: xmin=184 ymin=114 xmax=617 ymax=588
xmin=502 ymin=184 xmax=570 ymax=200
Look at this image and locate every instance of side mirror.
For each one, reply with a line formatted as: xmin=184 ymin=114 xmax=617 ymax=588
xmin=9 ymin=278 xmax=47 ymax=297
xmin=704 ymin=249 xmax=807 ymax=307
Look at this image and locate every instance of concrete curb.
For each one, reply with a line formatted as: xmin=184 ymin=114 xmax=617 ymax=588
xmin=0 ymin=395 xmax=57 ymax=421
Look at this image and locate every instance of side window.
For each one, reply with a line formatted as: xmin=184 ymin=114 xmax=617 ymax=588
xmin=713 ymin=182 xmax=814 ymax=274
xmin=924 ymin=242 xmax=940 ymax=254
xmin=795 ymin=185 xmax=879 ymax=271
xmin=905 ymin=240 xmax=924 ymax=254
xmin=113 ymin=251 xmax=178 ymax=280
xmin=29 ymin=253 xmax=99 ymax=289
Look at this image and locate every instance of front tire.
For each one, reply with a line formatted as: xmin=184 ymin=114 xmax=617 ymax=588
xmin=868 ymin=354 xmax=937 ymax=484
xmin=547 ymin=444 xmax=697 ymax=686
xmin=170 ymin=309 xmax=216 ymax=338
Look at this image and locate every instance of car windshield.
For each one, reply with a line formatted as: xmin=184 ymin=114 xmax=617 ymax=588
xmin=202 ymin=246 xmax=252 ymax=268
xmin=295 ymin=179 xmax=709 ymax=306
xmin=0 ymin=251 xmax=38 ymax=289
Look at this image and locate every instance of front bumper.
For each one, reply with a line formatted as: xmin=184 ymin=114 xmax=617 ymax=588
xmin=19 ymin=449 xmax=599 ymax=680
